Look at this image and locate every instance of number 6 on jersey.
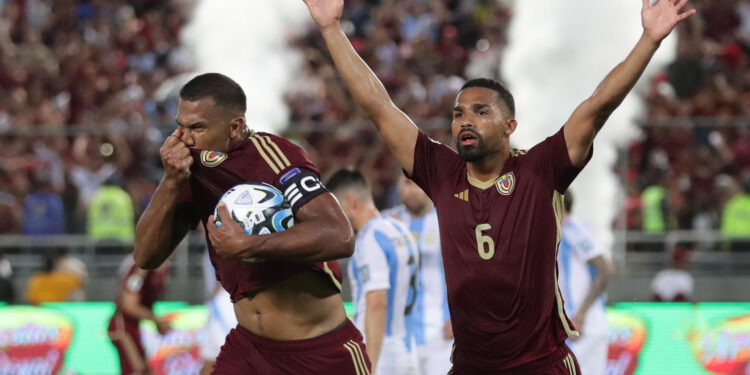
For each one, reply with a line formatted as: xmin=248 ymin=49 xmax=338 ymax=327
xmin=475 ymin=224 xmax=495 ymax=260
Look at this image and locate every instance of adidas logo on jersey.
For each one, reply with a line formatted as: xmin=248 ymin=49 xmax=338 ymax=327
xmin=454 ymin=189 xmax=469 ymax=202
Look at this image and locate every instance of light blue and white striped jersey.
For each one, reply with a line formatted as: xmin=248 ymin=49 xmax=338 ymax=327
xmin=557 ymin=216 xmax=608 ymax=336
xmin=386 ymin=205 xmax=450 ymax=347
xmin=349 ymin=214 xmax=419 ymax=351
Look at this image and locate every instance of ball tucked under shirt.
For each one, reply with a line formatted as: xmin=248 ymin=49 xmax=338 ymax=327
xmin=179 ymin=131 xmax=370 ymax=374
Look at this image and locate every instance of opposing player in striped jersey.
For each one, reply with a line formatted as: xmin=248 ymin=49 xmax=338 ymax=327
xmin=558 ymin=193 xmax=615 ymax=375
xmin=328 ymin=170 xmax=420 ymax=375
xmin=385 ymin=176 xmax=452 ymax=375
xmin=305 ymin=0 xmax=694 ymax=372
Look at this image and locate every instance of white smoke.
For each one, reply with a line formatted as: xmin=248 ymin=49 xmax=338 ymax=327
xmin=502 ymin=0 xmax=677 ymax=257
xmin=181 ymin=0 xmax=310 ymax=133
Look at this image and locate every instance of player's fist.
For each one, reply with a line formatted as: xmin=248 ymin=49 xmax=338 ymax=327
xmin=303 ymin=0 xmax=343 ymax=31
xmin=159 ymin=128 xmax=193 ymax=185
xmin=207 ymin=203 xmax=254 ymax=260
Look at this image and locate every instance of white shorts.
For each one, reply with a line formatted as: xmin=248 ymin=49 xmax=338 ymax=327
xmin=200 ymin=289 xmax=237 ymax=361
xmin=416 ymin=327 xmax=453 ymax=375
xmin=569 ymin=333 xmax=608 ymax=375
xmin=375 ymin=336 xmax=420 ymax=375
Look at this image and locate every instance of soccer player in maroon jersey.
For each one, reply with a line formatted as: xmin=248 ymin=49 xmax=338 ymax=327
xmin=108 ymin=259 xmax=170 ymax=375
xmin=134 ymin=73 xmax=371 ymax=374
xmin=305 ymin=0 xmax=695 ymax=373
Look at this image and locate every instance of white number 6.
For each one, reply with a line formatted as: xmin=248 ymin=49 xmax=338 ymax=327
xmin=475 ymin=223 xmax=495 ymax=260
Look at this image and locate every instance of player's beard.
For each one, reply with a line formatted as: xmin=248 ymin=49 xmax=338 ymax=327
xmin=457 ymin=136 xmax=491 ymax=163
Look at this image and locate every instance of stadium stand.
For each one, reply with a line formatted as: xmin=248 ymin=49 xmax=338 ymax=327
xmin=0 ymin=0 xmax=748 ymax=300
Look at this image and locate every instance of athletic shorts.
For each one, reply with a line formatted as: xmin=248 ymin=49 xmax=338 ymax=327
xmin=212 ymin=318 xmax=371 ymax=375
xmin=416 ymin=327 xmax=453 ymax=375
xmin=449 ymin=343 xmax=581 ymax=375
xmin=374 ymin=335 xmax=419 ymax=375
xmin=569 ymin=334 xmax=608 ymax=375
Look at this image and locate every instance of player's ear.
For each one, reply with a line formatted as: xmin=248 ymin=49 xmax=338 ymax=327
xmin=344 ymin=193 xmax=358 ymax=210
xmin=229 ymin=116 xmax=246 ymax=138
xmin=505 ymin=119 xmax=517 ymax=135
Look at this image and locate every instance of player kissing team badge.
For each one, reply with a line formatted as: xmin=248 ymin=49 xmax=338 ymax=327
xmin=496 ymin=172 xmax=515 ymax=195
xmin=200 ymin=150 xmax=227 ymax=167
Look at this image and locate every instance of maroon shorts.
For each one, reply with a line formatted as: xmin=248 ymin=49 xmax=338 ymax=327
xmin=213 ymin=319 xmax=371 ymax=375
xmin=450 ymin=343 xmax=581 ymax=375
xmin=108 ymin=312 xmax=149 ymax=375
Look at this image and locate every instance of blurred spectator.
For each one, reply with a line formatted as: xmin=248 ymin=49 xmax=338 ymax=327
xmin=651 ymin=246 xmax=694 ymax=302
xmin=22 ymin=170 xmax=65 ymax=235
xmin=0 ymin=250 xmax=15 ymax=304
xmin=55 ymin=249 xmax=88 ymax=301
xmin=721 ymin=173 xmax=750 ymax=251
xmin=25 ymin=252 xmax=83 ymax=304
xmin=641 ymin=171 xmax=677 ymax=233
xmin=87 ymin=174 xmax=134 ymax=243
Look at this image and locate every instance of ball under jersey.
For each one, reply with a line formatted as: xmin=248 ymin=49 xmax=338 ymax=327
xmin=407 ymin=126 xmax=591 ymax=372
xmin=349 ymin=215 xmax=418 ymax=352
xmin=385 ymin=205 xmax=450 ymax=346
xmin=178 ymin=131 xmax=343 ymax=302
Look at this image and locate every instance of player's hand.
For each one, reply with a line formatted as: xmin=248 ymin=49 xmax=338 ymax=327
xmin=159 ymin=128 xmax=193 ymax=186
xmin=641 ymin=0 xmax=696 ymax=43
xmin=571 ymin=313 xmax=585 ymax=340
xmin=207 ymin=203 xmax=253 ymax=259
xmin=156 ymin=318 xmax=171 ymax=336
xmin=443 ymin=319 xmax=454 ymax=340
xmin=303 ymin=0 xmax=343 ymax=31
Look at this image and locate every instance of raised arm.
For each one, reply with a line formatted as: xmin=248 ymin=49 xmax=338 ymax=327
xmin=134 ymin=129 xmax=194 ymax=269
xmin=563 ymin=0 xmax=695 ymax=166
xmin=304 ymin=0 xmax=419 ymax=175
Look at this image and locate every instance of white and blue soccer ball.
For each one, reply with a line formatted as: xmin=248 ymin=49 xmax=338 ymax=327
xmin=213 ymin=182 xmax=294 ymax=235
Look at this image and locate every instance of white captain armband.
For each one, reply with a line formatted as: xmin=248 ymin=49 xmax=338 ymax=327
xmin=279 ymin=168 xmax=329 ymax=213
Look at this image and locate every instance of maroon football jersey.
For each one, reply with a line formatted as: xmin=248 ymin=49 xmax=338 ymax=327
xmin=182 ymin=131 xmax=343 ymax=302
xmin=408 ymin=126 xmax=591 ymax=372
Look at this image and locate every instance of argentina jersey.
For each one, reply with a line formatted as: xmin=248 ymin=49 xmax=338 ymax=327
xmin=348 ymin=215 xmax=419 ymax=352
xmin=385 ymin=206 xmax=450 ymax=346
xmin=558 ymin=216 xmax=608 ymax=337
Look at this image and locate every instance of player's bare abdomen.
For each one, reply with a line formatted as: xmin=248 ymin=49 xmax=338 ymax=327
xmin=233 ymin=270 xmax=347 ymax=341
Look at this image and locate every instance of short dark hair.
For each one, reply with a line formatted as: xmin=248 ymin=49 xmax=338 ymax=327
xmin=180 ymin=73 xmax=247 ymax=114
xmin=461 ymin=78 xmax=515 ymax=117
xmin=564 ymin=191 xmax=574 ymax=213
xmin=327 ymin=169 xmax=370 ymax=196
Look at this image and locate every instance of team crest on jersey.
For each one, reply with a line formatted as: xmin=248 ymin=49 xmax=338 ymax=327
xmin=496 ymin=172 xmax=516 ymax=195
xmin=200 ymin=150 xmax=227 ymax=167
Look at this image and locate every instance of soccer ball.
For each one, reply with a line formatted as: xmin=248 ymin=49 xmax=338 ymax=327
xmin=213 ymin=182 xmax=294 ymax=235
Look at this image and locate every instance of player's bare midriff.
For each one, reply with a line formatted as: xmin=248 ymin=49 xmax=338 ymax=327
xmin=233 ymin=269 xmax=347 ymax=341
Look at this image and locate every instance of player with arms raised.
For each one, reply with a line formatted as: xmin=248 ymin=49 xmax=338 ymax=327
xmin=135 ymin=73 xmax=370 ymax=374
xmin=304 ymin=0 xmax=695 ymax=373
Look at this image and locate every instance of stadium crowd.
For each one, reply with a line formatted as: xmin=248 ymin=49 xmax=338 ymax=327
xmin=0 ymin=0 xmax=748 ymax=241
xmin=621 ymin=0 xmax=750 ymax=238
xmin=0 ymin=0 xmax=193 ymax=235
